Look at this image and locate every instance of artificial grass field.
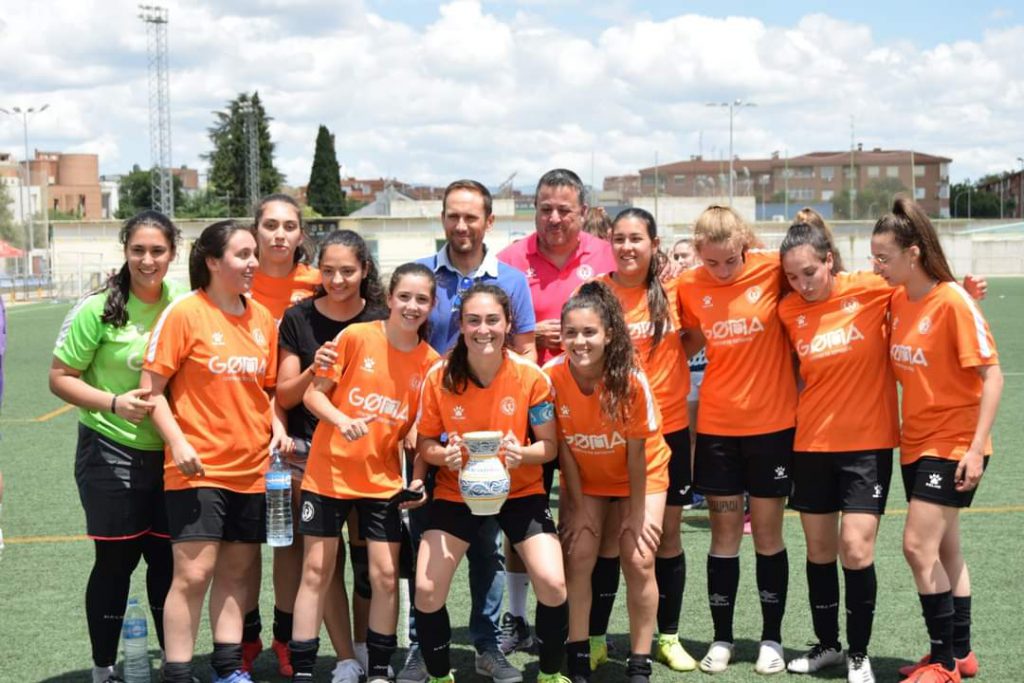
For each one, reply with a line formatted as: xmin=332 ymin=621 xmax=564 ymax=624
xmin=1 ymin=280 xmax=1022 ymax=682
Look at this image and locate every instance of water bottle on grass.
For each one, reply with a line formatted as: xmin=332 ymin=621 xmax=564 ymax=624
xmin=266 ymin=448 xmax=293 ymax=547
xmin=122 ymin=597 xmax=150 ymax=682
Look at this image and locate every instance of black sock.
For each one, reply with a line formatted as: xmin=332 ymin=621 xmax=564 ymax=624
xmin=756 ymin=549 xmax=788 ymax=644
xmin=844 ymin=564 xmax=876 ymax=657
xmin=141 ymin=534 xmax=172 ymax=652
xmin=535 ymin=600 xmax=568 ymax=675
xmin=806 ymin=560 xmax=840 ymax=651
xmin=243 ymin=607 xmax=262 ymax=643
xmin=952 ymin=596 xmax=972 ymax=659
xmin=588 ymin=556 xmax=620 ymax=636
xmin=273 ymin=607 xmax=294 ymax=644
xmin=626 ymin=654 xmax=652 ymax=683
xmin=415 ymin=605 xmax=451 ymax=677
xmin=655 ymin=553 xmax=685 ymax=635
xmin=87 ymin=540 xmax=143 ymax=667
xmin=367 ymin=628 xmax=398 ymax=679
xmin=161 ymin=661 xmax=194 ymax=683
xmin=289 ymin=637 xmax=320 ymax=682
xmin=566 ymin=640 xmax=590 ymax=680
xmin=211 ymin=643 xmax=243 ymax=678
xmin=707 ymin=554 xmax=740 ymax=643
xmin=920 ymin=591 xmax=955 ymax=671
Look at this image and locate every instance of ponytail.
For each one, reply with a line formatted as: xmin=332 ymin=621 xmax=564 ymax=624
xmin=872 ymin=195 xmax=955 ymax=282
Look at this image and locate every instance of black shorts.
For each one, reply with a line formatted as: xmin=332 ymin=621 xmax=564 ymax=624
xmin=665 ymin=428 xmax=694 ymax=507
xmin=901 ymin=456 xmax=990 ymax=509
xmin=427 ymin=494 xmax=556 ymax=545
xmin=74 ymin=423 xmax=168 ymax=540
xmin=543 ymin=459 xmax=558 ymax=497
xmin=298 ymin=490 xmax=402 ymax=542
xmin=790 ymin=449 xmax=893 ymax=515
xmin=165 ymin=487 xmax=265 ymax=543
xmin=694 ymin=427 xmax=795 ymax=498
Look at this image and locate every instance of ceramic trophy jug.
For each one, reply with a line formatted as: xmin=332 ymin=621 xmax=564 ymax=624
xmin=458 ymin=431 xmax=511 ymax=515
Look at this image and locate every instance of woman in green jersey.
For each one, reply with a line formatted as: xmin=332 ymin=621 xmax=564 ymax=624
xmin=49 ymin=211 xmax=183 ymax=683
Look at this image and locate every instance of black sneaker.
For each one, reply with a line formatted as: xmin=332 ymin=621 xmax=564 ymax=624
xmin=626 ymin=655 xmax=652 ymax=683
xmin=497 ymin=612 xmax=534 ymax=654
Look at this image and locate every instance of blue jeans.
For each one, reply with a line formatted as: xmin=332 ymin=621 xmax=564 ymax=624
xmin=406 ymin=467 xmax=505 ymax=653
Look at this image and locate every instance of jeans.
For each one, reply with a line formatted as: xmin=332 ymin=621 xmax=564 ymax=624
xmin=406 ymin=466 xmax=505 ymax=653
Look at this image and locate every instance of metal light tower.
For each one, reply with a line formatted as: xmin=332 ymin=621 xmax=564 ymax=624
xmin=139 ymin=5 xmax=173 ymax=217
xmin=241 ymin=99 xmax=261 ymax=213
xmin=0 ymin=104 xmax=48 ymax=274
xmin=707 ymin=99 xmax=756 ymax=207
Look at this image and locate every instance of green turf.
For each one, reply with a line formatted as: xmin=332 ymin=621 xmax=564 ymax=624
xmin=1 ymin=281 xmax=1023 ymax=682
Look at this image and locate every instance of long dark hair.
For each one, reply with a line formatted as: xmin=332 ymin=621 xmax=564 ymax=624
xmin=189 ymin=220 xmax=253 ymax=290
xmin=561 ymin=280 xmax=637 ymax=423
xmin=779 ymin=222 xmax=835 ymax=295
xmin=387 ymin=262 xmax=436 ymax=342
xmin=794 ymin=207 xmax=844 ymax=273
xmin=612 ymin=207 xmax=669 ymax=360
xmin=443 ymin=283 xmax=512 ymax=395
xmin=101 ymin=210 xmax=180 ymax=327
xmin=254 ymin=193 xmax=310 ymax=264
xmin=314 ymin=230 xmax=387 ymax=309
xmin=872 ymin=195 xmax=955 ymax=283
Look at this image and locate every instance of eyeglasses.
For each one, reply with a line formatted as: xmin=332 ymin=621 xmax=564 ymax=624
xmin=867 ymin=250 xmax=904 ymax=265
xmin=450 ymin=275 xmax=475 ymax=313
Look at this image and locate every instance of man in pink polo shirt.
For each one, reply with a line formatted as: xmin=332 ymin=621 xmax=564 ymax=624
xmin=498 ymin=168 xmax=616 ymax=365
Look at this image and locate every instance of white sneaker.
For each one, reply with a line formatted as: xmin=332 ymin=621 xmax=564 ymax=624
xmin=847 ymin=654 xmax=875 ymax=683
xmin=787 ymin=643 xmax=845 ymax=673
xmin=396 ymin=647 xmax=429 ymax=683
xmin=332 ymin=658 xmax=364 ymax=683
xmin=699 ymin=641 xmax=734 ymax=674
xmin=754 ymin=640 xmax=786 ymax=675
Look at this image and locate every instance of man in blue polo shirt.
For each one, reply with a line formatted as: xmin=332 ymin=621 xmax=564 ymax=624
xmin=416 ymin=179 xmax=536 ymax=358
xmin=397 ymin=180 xmax=536 ymax=683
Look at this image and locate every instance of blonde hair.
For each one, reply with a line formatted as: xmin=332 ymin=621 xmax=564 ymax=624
xmin=693 ymin=205 xmax=761 ymax=251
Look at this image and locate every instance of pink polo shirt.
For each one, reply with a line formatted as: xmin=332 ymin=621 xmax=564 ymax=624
xmin=498 ymin=231 xmax=616 ymax=363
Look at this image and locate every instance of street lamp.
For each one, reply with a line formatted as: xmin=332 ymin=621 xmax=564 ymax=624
xmin=1 ymin=103 xmax=49 ymax=275
xmin=707 ymin=99 xmax=756 ymax=207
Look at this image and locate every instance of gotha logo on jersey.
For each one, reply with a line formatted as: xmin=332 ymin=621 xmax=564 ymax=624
xmin=348 ymin=387 xmax=408 ymax=421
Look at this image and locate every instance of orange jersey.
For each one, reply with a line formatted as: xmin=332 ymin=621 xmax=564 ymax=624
xmin=677 ymin=250 xmax=797 ymax=435
xmin=251 ymin=263 xmax=320 ymax=323
xmin=778 ymin=271 xmax=900 ymax=452
xmin=416 ymin=351 xmax=555 ymax=503
xmin=889 ymin=282 xmax=999 ymax=464
xmin=303 ymin=321 xmax=440 ymax=499
xmin=596 ymin=274 xmax=690 ymax=433
xmin=545 ymin=356 xmax=669 ymax=497
xmin=144 ymin=290 xmax=279 ymax=493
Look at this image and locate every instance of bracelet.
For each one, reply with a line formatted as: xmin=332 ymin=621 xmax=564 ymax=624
xmin=111 ymin=395 xmax=118 ymax=415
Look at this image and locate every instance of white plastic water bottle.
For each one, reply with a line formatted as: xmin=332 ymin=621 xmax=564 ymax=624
xmin=122 ymin=597 xmax=150 ymax=682
xmin=266 ymin=448 xmax=293 ymax=547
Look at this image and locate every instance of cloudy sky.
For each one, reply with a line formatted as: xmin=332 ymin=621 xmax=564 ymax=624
xmin=1 ymin=0 xmax=1022 ymax=192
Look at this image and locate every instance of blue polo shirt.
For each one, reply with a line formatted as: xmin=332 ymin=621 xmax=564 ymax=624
xmin=416 ymin=245 xmax=536 ymax=355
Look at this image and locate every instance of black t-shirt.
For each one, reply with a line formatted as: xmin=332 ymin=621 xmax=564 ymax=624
xmin=278 ymin=297 xmax=388 ymax=440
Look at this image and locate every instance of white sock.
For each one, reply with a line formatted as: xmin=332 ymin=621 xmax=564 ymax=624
xmin=92 ymin=665 xmax=115 ymax=683
xmin=506 ymin=571 xmax=531 ymax=622
xmin=354 ymin=641 xmax=367 ymax=670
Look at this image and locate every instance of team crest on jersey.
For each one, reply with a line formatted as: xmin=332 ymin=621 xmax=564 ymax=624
xmin=251 ymin=328 xmax=267 ymax=346
xmin=452 ymin=405 xmax=466 ymax=420
xmin=409 ymin=374 xmax=423 ymax=391
xmin=745 ymin=286 xmax=762 ymax=303
xmin=918 ymin=316 xmax=932 ymax=334
xmin=576 ymin=264 xmax=594 ymax=280
xmin=500 ymin=396 xmax=517 ymax=416
xmin=362 ymin=357 xmax=376 ymax=372
xmin=127 ymin=352 xmax=144 ymax=372
xmin=796 ymin=315 xmax=807 ymax=328
xmin=702 ymin=295 xmax=713 ymax=308
xmin=212 ymin=331 xmax=226 ymax=346
xmin=842 ymin=297 xmax=859 ymax=313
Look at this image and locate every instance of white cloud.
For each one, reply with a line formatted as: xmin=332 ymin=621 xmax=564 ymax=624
xmin=0 ymin=0 xmax=1022 ymax=192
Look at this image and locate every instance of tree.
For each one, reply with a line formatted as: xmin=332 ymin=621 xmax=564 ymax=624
xmin=176 ymin=189 xmax=232 ymax=219
xmin=202 ymin=92 xmax=284 ymax=215
xmin=0 ymin=182 xmax=21 ymax=247
xmin=950 ymin=180 xmax=1014 ymax=218
xmin=115 ymin=165 xmax=184 ymax=219
xmin=832 ymin=177 xmax=908 ymax=220
xmin=306 ymin=125 xmax=346 ymax=216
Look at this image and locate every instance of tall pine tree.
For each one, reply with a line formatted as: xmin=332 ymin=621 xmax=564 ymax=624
xmin=202 ymin=92 xmax=284 ymax=215
xmin=307 ymin=125 xmax=346 ymax=216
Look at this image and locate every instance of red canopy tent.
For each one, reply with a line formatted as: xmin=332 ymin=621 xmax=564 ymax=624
xmin=0 ymin=240 xmax=24 ymax=258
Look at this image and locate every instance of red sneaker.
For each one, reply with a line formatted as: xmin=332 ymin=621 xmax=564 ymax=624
xmin=241 ymin=638 xmax=264 ymax=673
xmin=272 ymin=638 xmax=294 ymax=677
xmin=899 ymin=661 xmax=961 ymax=683
xmin=899 ymin=652 xmax=978 ymax=679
